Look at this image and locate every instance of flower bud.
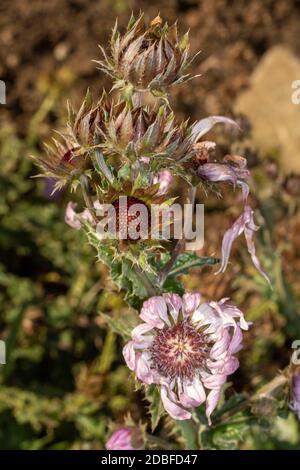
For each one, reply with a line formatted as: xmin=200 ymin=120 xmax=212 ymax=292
xmin=106 ymin=427 xmax=143 ymax=450
xmin=98 ymin=14 xmax=197 ymax=92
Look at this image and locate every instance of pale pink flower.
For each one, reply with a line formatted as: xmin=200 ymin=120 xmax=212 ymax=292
xmin=106 ymin=427 xmax=142 ymax=450
xmin=123 ymin=293 xmax=250 ymax=425
xmin=64 ymin=201 xmax=95 ymax=230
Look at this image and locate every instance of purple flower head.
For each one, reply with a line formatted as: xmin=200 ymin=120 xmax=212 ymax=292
xmin=290 ymin=373 xmax=300 ymax=420
xmin=106 ymin=427 xmax=143 ymax=450
xmin=123 ymin=293 xmax=250 ymax=425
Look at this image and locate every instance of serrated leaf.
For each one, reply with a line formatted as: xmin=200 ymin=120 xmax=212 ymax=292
xmin=145 ymin=385 xmax=164 ymax=432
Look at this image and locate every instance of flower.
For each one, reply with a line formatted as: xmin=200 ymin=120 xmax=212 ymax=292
xmin=123 ymin=293 xmax=249 ymax=424
xmin=153 ymin=170 xmax=173 ymax=195
xmin=290 ymin=372 xmax=300 ymax=420
xmin=106 ymin=427 xmax=143 ymax=450
xmin=197 ymin=154 xmax=270 ymax=284
xmin=98 ymin=14 xmax=198 ymax=92
xmin=64 ymin=201 xmax=95 ymax=230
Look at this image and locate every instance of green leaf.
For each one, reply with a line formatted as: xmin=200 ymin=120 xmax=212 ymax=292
xmin=145 ymin=385 xmax=165 ymax=432
xmin=101 ymin=313 xmax=139 ymax=340
xmin=200 ymin=419 xmax=249 ymax=450
xmin=162 ymin=276 xmax=185 ymax=296
xmin=169 ymin=253 xmax=220 ymax=278
xmin=174 ymin=420 xmax=198 ymax=450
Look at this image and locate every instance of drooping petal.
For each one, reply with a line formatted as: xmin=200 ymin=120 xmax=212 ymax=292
xmin=206 ymin=389 xmax=221 ymax=425
xmin=216 ymin=205 xmax=270 ymax=284
xmin=210 ymin=329 xmax=231 ymax=359
xmin=65 ymin=202 xmax=82 ymax=230
xmin=122 ymin=341 xmax=136 ymax=370
xmin=191 ymin=116 xmax=239 ymax=142
xmin=161 ymin=385 xmax=191 ymax=420
xmin=183 ymin=376 xmax=206 ymax=406
xmin=131 ymin=323 xmax=154 ymax=346
xmin=136 ymin=352 xmax=154 ymax=384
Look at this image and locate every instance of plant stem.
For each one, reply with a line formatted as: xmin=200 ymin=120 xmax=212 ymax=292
xmin=80 ymin=175 xmax=98 ymax=224
xmin=159 ymin=185 xmax=197 ymax=286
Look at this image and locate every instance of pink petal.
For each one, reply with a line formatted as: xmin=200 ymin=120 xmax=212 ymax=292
xmin=183 ymin=376 xmax=206 ymax=406
xmin=206 ymin=389 xmax=221 ymax=425
xmin=182 ymin=293 xmax=201 ymax=315
xmin=192 ymin=116 xmax=239 ymax=141
xmin=122 ymin=341 xmax=136 ymax=370
xmin=140 ymin=297 xmax=166 ymax=329
xmin=65 ymin=202 xmax=82 ymax=230
xmin=136 ymin=353 xmax=154 ymax=385
xmin=210 ymin=329 xmax=231 ymax=359
xmin=163 ymin=293 xmax=182 ymax=322
xmin=161 ymin=385 xmax=191 ymax=421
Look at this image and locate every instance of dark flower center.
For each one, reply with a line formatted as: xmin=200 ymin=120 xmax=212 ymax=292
xmin=150 ymin=321 xmax=209 ymax=380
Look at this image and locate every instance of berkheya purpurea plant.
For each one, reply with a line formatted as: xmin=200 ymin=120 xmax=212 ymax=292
xmin=34 ymin=13 xmax=296 ymax=450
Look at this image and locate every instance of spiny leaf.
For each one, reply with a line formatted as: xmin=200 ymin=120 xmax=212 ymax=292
xmin=145 ymin=385 xmax=165 ymax=432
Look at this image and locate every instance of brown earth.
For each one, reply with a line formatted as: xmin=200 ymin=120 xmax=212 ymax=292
xmin=1 ymin=0 xmax=300 ymax=134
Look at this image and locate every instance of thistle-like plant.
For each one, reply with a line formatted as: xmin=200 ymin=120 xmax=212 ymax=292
xmin=34 ymin=13 xmax=295 ymax=451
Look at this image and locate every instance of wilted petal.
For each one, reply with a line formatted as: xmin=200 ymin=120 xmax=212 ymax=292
xmin=206 ymin=389 xmax=221 ymax=425
xmin=163 ymin=293 xmax=182 ymax=322
xmin=140 ymin=296 xmax=166 ymax=328
xmin=229 ymin=326 xmax=244 ymax=354
xmin=136 ymin=353 xmax=154 ymax=384
xmin=191 ymin=115 xmax=239 ymax=141
xmin=182 ymin=293 xmax=201 ymax=315
xmin=161 ymin=385 xmax=191 ymax=420
xmin=222 ymin=356 xmax=239 ymax=375
xmin=216 ymin=205 xmax=270 ymax=285
xmin=65 ymin=202 xmax=82 ymax=230
xmin=123 ymin=341 xmax=136 ymax=370
xmin=210 ymin=329 xmax=231 ymax=359
xmin=132 ymin=323 xmax=154 ymax=345
xmin=183 ymin=376 xmax=206 ymax=406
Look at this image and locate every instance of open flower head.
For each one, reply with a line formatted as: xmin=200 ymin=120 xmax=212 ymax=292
xmin=123 ymin=293 xmax=249 ymax=424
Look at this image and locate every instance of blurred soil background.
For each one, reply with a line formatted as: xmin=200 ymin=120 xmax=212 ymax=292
xmin=0 ymin=0 xmax=300 ymax=449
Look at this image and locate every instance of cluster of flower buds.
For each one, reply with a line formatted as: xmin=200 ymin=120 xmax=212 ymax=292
xmin=34 ymin=13 xmax=273 ymax=438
